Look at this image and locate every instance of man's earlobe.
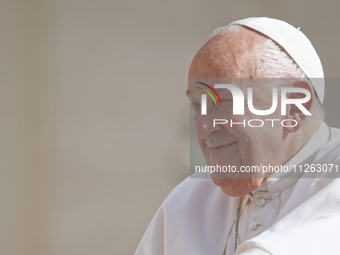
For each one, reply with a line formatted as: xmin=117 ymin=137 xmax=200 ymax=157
xmin=284 ymin=80 xmax=314 ymax=133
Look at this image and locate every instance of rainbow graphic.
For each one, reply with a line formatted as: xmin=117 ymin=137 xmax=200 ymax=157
xmin=196 ymin=82 xmax=222 ymax=106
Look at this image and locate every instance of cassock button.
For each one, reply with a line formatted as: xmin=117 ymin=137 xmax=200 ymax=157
xmin=249 ymin=221 xmax=258 ymax=231
xmin=256 ymin=197 xmax=266 ymax=207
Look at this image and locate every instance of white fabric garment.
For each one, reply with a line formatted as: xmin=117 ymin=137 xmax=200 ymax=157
xmin=135 ymin=122 xmax=340 ymax=255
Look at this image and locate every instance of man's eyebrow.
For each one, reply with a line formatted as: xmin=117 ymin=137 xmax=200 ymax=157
xmin=186 ymin=89 xmax=232 ymax=99
xmin=215 ymin=88 xmax=233 ymax=97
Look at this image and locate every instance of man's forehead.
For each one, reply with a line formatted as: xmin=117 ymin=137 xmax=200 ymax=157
xmin=188 ymin=29 xmax=266 ymax=81
xmin=188 ymin=78 xmax=268 ymax=90
xmin=186 ymin=78 xmax=291 ymax=101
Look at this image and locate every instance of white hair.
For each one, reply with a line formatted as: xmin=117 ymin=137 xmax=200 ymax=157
xmin=210 ymin=25 xmax=323 ymax=115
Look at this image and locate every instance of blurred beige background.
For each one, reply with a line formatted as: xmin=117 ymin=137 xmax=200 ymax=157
xmin=1 ymin=0 xmax=340 ymax=254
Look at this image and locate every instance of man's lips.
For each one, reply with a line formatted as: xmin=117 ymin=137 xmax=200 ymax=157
xmin=207 ymin=141 xmax=237 ymax=151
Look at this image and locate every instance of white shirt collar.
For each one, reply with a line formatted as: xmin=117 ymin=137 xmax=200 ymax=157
xmin=261 ymin=121 xmax=330 ymax=194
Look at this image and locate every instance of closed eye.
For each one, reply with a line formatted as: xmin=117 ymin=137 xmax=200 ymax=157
xmin=190 ymin=101 xmax=201 ymax=109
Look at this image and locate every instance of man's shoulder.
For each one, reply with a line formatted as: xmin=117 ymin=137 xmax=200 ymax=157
xmin=312 ymin=126 xmax=340 ymax=167
xmin=330 ymin=126 xmax=340 ymax=144
xmin=135 ymin=175 xmax=237 ymax=255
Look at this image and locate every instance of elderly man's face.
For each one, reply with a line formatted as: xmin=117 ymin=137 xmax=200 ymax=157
xmin=188 ymin=29 xmax=288 ymax=196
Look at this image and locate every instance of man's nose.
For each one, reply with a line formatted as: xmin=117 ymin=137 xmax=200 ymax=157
xmin=194 ymin=111 xmax=224 ymax=139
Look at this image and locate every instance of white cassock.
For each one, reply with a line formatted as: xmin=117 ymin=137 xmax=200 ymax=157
xmin=135 ymin=122 xmax=340 ymax=255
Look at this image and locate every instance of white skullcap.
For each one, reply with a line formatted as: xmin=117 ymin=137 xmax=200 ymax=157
xmin=230 ymin=17 xmax=325 ymax=103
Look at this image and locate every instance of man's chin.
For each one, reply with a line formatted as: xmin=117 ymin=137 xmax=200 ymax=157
xmin=211 ymin=175 xmax=264 ymax=197
xmin=210 ymin=174 xmax=237 ymax=188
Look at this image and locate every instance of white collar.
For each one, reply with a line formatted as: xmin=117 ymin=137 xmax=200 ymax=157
xmin=259 ymin=122 xmax=330 ymax=194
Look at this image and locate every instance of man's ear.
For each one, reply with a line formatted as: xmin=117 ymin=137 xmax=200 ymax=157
xmin=284 ymin=80 xmax=314 ymax=133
